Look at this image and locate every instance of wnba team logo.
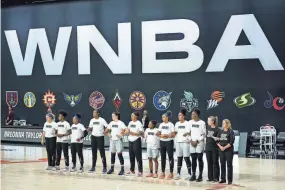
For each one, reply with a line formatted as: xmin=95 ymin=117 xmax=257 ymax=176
xmin=43 ymin=90 xmax=56 ymax=108
xmin=207 ymin=91 xmax=225 ymax=110
xmin=24 ymin=92 xmax=36 ymax=108
xmin=89 ymin=91 xmax=105 ymax=109
xmin=129 ymin=91 xmax=146 ymax=110
xmin=153 ymin=91 xmax=172 ymax=111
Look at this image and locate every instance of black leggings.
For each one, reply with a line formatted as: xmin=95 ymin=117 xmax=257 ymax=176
xmin=71 ymin=143 xmax=84 ymax=167
xmin=56 ymin=142 xmax=69 ymax=167
xmin=191 ymin=153 xmax=204 ymax=176
xmin=219 ymin=149 xmax=233 ymax=182
xmin=91 ymin=136 xmax=107 ymax=168
xmin=45 ymin=137 xmax=56 ymax=167
xmin=129 ymin=138 xmax=143 ymax=172
xmin=206 ymin=150 xmax=220 ymax=180
xmin=160 ymin=140 xmax=174 ymax=173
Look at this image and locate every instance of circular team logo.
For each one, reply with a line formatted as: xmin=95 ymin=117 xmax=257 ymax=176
xmin=24 ymin=92 xmax=36 ymax=108
xmin=89 ymin=91 xmax=105 ymax=109
xmin=153 ymin=91 xmax=172 ymax=111
xmin=129 ymin=91 xmax=146 ymax=110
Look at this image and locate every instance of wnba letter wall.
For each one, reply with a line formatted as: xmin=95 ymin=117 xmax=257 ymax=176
xmin=1 ymin=0 xmax=285 ymax=132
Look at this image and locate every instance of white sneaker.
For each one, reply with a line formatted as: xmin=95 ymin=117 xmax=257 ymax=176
xmin=52 ymin=166 xmax=60 ymax=171
xmin=174 ymin=174 xmax=181 ymax=180
xmin=70 ymin=166 xmax=77 ymax=172
xmin=46 ymin=166 xmax=52 ymax=170
xmin=78 ymin=167 xmax=84 ymax=173
xmin=184 ymin=176 xmax=191 ymax=180
xmin=62 ymin=167 xmax=69 ymax=172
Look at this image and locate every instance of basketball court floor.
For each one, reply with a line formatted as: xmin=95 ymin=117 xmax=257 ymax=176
xmin=1 ymin=144 xmax=285 ymax=190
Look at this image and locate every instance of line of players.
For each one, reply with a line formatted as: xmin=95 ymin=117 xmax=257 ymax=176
xmin=41 ymin=108 xmax=235 ymax=185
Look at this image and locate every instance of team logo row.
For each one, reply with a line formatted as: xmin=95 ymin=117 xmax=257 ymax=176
xmin=5 ymin=90 xmax=285 ymax=111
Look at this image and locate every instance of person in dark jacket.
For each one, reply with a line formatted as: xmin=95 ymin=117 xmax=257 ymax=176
xmin=206 ymin=116 xmax=220 ymax=182
xmin=217 ymin=119 xmax=235 ymax=185
xmin=142 ymin=110 xmax=149 ymax=130
xmin=6 ymin=106 xmax=14 ymax=125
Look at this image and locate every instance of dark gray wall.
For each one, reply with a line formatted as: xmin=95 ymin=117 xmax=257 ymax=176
xmin=1 ymin=0 xmax=285 ymax=132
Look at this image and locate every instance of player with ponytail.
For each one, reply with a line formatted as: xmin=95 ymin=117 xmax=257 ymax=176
xmin=173 ymin=108 xmax=192 ymax=180
xmin=156 ymin=110 xmax=175 ymax=179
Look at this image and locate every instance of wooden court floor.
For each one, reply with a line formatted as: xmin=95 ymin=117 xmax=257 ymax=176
xmin=1 ymin=144 xmax=285 ymax=190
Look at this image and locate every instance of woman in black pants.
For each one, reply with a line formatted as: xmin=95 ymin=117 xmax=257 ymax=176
xmin=217 ymin=119 xmax=235 ymax=184
xmin=156 ymin=111 xmax=175 ymax=179
xmin=125 ymin=112 xmax=144 ymax=176
xmin=206 ymin=116 xmax=220 ymax=182
xmin=70 ymin=114 xmax=88 ymax=173
xmin=41 ymin=113 xmax=57 ymax=170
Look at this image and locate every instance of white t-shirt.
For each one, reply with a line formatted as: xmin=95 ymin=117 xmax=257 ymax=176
xmin=158 ymin=122 xmax=175 ymax=141
xmin=145 ymin=128 xmax=160 ymax=149
xmin=175 ymin=121 xmax=190 ymax=143
xmin=107 ymin=120 xmax=126 ymax=141
xmin=70 ymin=123 xmax=86 ymax=143
xmin=89 ymin=117 xmax=108 ymax=137
xmin=43 ymin=121 xmax=57 ymax=138
xmin=127 ymin=120 xmax=144 ymax=142
xmin=188 ymin=119 xmax=206 ymax=142
xmin=56 ymin=121 xmax=71 ymax=143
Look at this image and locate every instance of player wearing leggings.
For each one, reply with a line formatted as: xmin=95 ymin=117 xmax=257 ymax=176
xmin=105 ymin=112 xmax=126 ymax=175
xmin=41 ymin=113 xmax=57 ymax=170
xmin=125 ymin=112 xmax=144 ymax=177
xmin=174 ymin=109 xmax=192 ymax=180
xmin=188 ymin=108 xmax=206 ymax=182
xmin=156 ymin=111 xmax=175 ymax=180
xmin=70 ymin=114 xmax=88 ymax=173
xmin=54 ymin=110 xmax=71 ymax=172
xmin=88 ymin=110 xmax=108 ymax=174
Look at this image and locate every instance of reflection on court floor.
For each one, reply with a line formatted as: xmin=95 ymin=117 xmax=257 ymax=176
xmin=1 ymin=144 xmax=285 ymax=190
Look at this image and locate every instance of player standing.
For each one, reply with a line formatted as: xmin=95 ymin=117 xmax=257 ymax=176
xmin=173 ymin=109 xmax=192 ymax=180
xmin=70 ymin=114 xmax=88 ymax=173
xmin=125 ymin=112 xmax=144 ymax=177
xmin=88 ymin=110 xmax=108 ymax=174
xmin=41 ymin=113 xmax=57 ymax=170
xmin=188 ymin=108 xmax=206 ymax=182
xmin=105 ymin=112 xmax=126 ymax=175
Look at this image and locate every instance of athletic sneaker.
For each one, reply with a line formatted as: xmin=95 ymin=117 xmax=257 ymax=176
xmin=107 ymin=168 xmax=114 ymax=174
xmin=118 ymin=169 xmax=125 ymax=176
xmin=78 ymin=167 xmax=84 ymax=173
xmin=88 ymin=167 xmax=95 ymax=173
xmin=46 ymin=166 xmax=53 ymax=170
xmin=153 ymin=173 xmax=158 ymax=178
xmin=146 ymin=173 xmax=153 ymax=177
xmin=62 ymin=166 xmax=69 ymax=172
xmin=174 ymin=174 xmax=181 ymax=180
xmin=70 ymin=166 xmax=77 ymax=172
xmin=102 ymin=168 xmax=107 ymax=174
xmin=159 ymin=173 xmax=165 ymax=179
xmin=189 ymin=175 xmax=196 ymax=181
xmin=167 ymin=173 xmax=173 ymax=180
xmin=52 ymin=166 xmax=60 ymax=171
xmin=219 ymin=180 xmax=226 ymax=184
xmin=184 ymin=176 xmax=191 ymax=180
xmin=137 ymin=172 xmax=143 ymax=177
xmin=196 ymin=175 xmax=203 ymax=182
xmin=126 ymin=170 xmax=135 ymax=176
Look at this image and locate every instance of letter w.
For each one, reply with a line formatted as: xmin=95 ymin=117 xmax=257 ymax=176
xmin=5 ymin=27 xmax=72 ymax=76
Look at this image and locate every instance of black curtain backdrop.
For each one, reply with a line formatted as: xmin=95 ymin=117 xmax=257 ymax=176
xmin=1 ymin=0 xmax=285 ymax=132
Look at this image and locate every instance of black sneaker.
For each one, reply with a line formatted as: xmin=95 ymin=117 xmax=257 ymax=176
xmin=228 ymin=181 xmax=232 ymax=185
xmin=213 ymin=179 xmax=219 ymax=183
xmin=189 ymin=175 xmax=196 ymax=181
xmin=88 ymin=167 xmax=95 ymax=173
xmin=118 ymin=169 xmax=125 ymax=176
xmin=102 ymin=168 xmax=107 ymax=174
xmin=196 ymin=175 xmax=203 ymax=182
xmin=219 ymin=180 xmax=226 ymax=184
xmin=207 ymin=179 xmax=213 ymax=182
xmin=107 ymin=168 xmax=114 ymax=174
